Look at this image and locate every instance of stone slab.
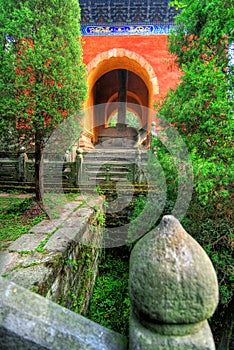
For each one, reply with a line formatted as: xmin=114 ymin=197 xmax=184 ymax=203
xmin=75 ymin=195 xmax=89 ymax=201
xmin=85 ymin=196 xmax=104 ymax=209
xmin=29 ymin=218 xmax=64 ymax=234
xmin=0 ymin=252 xmax=19 ymax=275
xmin=66 ymin=207 xmax=93 ymax=224
xmin=44 ymin=216 xmax=89 ymax=253
xmin=0 ymin=277 xmax=127 ymax=350
xmin=7 ymin=265 xmax=52 ymax=289
xmin=62 ymin=201 xmax=82 ymax=212
xmin=19 ymin=251 xmax=62 ymax=267
xmin=8 ymin=234 xmax=48 ymax=252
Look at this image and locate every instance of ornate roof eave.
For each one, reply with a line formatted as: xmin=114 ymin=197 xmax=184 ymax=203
xmin=81 ymin=23 xmax=175 ymax=36
xmin=79 ymin=0 xmax=179 ymax=36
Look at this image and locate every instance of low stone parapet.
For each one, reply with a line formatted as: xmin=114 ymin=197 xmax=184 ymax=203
xmin=1 ymin=195 xmax=105 ymax=314
xmin=0 ymin=212 xmax=219 ymax=349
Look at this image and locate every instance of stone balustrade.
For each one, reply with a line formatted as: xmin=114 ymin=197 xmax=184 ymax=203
xmin=0 ymin=215 xmax=219 ymax=349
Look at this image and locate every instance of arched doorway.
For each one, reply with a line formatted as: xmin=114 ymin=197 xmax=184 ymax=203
xmin=82 ymin=49 xmax=159 ymax=146
xmin=91 ymin=69 xmax=148 ymax=143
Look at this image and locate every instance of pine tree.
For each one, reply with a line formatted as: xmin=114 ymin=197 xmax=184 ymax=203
xmin=159 ymin=0 xmax=234 ymax=204
xmin=0 ymin=0 xmax=87 ymax=203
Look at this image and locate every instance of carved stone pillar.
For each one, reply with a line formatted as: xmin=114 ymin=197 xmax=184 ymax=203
xmin=129 ymin=215 xmax=219 ymax=350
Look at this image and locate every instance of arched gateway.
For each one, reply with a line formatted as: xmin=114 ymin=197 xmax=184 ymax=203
xmin=79 ymin=0 xmax=181 ymax=149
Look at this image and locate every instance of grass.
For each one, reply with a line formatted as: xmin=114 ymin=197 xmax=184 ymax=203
xmin=88 ymin=248 xmax=130 ymax=335
xmin=43 ymin=192 xmax=82 ymax=218
xmin=0 ymin=191 xmax=82 ymax=249
xmin=0 ymin=196 xmax=46 ymax=248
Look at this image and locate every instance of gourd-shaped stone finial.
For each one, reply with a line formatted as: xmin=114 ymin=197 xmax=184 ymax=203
xmin=129 ymin=215 xmax=219 ymax=350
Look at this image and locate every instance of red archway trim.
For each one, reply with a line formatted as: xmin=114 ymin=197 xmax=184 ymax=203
xmin=85 ymin=48 xmax=159 ymax=110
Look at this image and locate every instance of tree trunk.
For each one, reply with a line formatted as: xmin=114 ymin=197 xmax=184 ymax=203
xmin=34 ymin=131 xmax=44 ymax=207
xmin=218 ymin=297 xmax=234 ymax=350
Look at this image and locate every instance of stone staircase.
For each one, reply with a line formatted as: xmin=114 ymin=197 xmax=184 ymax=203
xmin=78 ymin=148 xmax=148 ymax=191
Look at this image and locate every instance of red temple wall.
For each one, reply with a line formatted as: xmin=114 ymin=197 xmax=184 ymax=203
xmin=82 ymin=35 xmax=182 ymax=105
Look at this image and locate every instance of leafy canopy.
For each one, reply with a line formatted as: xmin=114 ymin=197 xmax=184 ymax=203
xmin=0 ymin=0 xmax=87 ymax=150
xmin=159 ymin=0 xmax=234 ymax=204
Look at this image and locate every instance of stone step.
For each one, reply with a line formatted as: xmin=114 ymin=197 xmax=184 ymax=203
xmin=80 ymin=149 xmax=148 ymax=185
xmin=83 ymin=157 xmax=145 ymax=164
xmin=78 ymin=183 xmax=149 ymax=194
xmin=82 ymin=149 xmax=147 ymax=159
xmin=88 ymin=177 xmax=128 ymax=182
xmin=87 ymin=169 xmax=130 ymax=175
xmin=83 ymin=160 xmax=140 ymax=164
xmin=84 ymin=163 xmax=133 ymax=172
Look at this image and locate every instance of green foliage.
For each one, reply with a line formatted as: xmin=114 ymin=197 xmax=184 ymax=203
xmin=182 ymin=200 xmax=233 ymax=305
xmin=129 ymin=194 xmax=147 ymax=222
xmin=169 ymin=0 xmax=234 ymax=68
xmin=181 ymin=199 xmax=234 ymax=347
xmin=108 ymin=110 xmax=141 ymax=129
xmin=0 ymin=0 xmax=87 ymax=136
xmin=88 ymin=251 xmax=130 ymax=335
xmin=0 ymin=0 xmax=87 ymax=142
xmin=95 ymin=185 xmax=105 ymax=195
xmin=0 ymin=196 xmax=46 ymax=246
xmin=97 ymin=211 xmax=106 ymax=227
xmin=150 ymin=136 xmax=178 ymax=201
xmin=159 ymin=0 xmax=233 ymax=206
xmin=169 ymin=0 xmax=187 ymax=10
xmin=0 ymin=0 xmax=87 ymax=201
xmin=157 ymin=2 xmax=234 ymax=346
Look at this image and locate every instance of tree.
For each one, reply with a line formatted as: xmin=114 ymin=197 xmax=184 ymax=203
xmin=157 ymin=0 xmax=233 ymax=347
xmin=0 ymin=0 xmax=87 ymax=203
xmin=159 ymin=0 xmax=233 ymax=204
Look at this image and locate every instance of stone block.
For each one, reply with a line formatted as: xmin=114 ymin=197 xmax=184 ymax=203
xmin=0 ymin=277 xmax=127 ymax=350
xmin=7 ymin=265 xmax=53 ymax=289
xmin=44 ymin=216 xmax=90 ymax=253
xmin=8 ymin=234 xmax=48 ymax=252
xmin=0 ymin=252 xmax=19 ymax=275
xmin=130 ymin=313 xmax=215 ymax=350
xmin=29 ymin=218 xmax=64 ymax=234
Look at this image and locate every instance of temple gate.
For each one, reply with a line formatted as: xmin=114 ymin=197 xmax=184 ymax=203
xmin=79 ymin=0 xmax=182 ymax=148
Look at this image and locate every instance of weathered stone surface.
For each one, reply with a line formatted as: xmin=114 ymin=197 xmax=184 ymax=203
xmin=44 ymin=218 xmax=89 ymax=252
xmin=0 ymin=195 xmax=117 ymax=349
xmin=59 ymin=201 xmax=83 ymax=218
xmin=129 ymin=215 xmax=218 ymax=350
xmin=19 ymin=251 xmax=62 ymax=267
xmin=0 ymin=277 xmax=127 ymax=350
xmin=7 ymin=265 xmax=53 ymax=289
xmin=29 ymin=199 xmax=85 ymax=234
xmin=130 ymin=313 xmax=215 ymax=350
xmin=44 ymin=207 xmax=93 ymax=252
xmin=129 ymin=215 xmax=219 ymax=324
xmin=43 ymin=227 xmax=80 ymax=252
xmin=0 ymin=195 xmax=104 ymax=315
xmin=29 ymin=218 xmax=63 ymax=234
xmin=85 ymin=196 xmax=105 ymax=209
xmin=0 ymin=252 xmax=19 ymax=275
xmin=8 ymin=234 xmax=48 ymax=252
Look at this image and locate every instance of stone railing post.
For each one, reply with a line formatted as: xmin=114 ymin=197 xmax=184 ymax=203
xmin=76 ymin=148 xmax=84 ymax=185
xmin=18 ymin=149 xmax=27 ymax=182
xmin=129 ymin=215 xmax=219 ymax=350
